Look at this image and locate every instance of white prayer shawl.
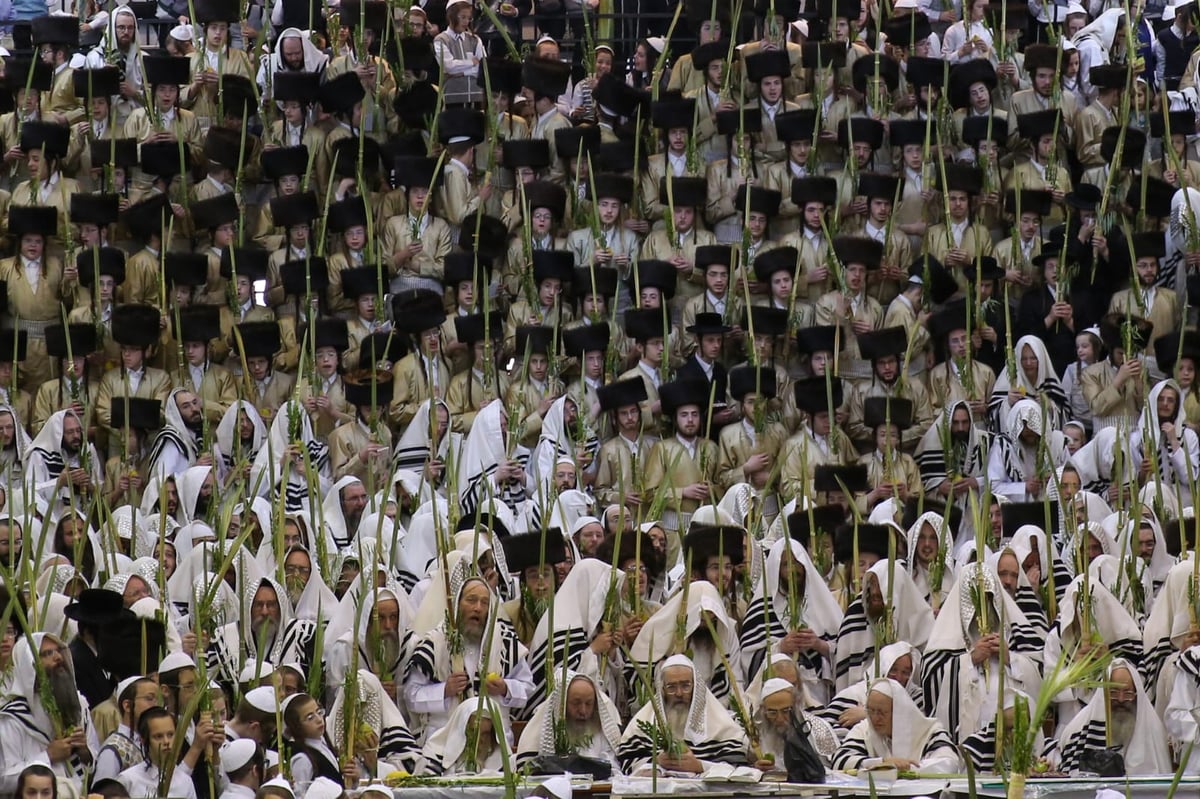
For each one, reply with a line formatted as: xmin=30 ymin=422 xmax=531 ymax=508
xmin=922 ymin=564 xmax=1043 ymax=743
xmin=394 ymin=399 xmax=451 ymax=472
xmin=249 ymin=399 xmax=332 ymax=512
xmin=1072 ymin=9 xmax=1125 ymax=99
xmin=627 ymin=581 xmax=743 ymax=706
xmin=456 ymin=402 xmax=532 ymax=516
xmin=326 ymin=668 xmax=420 ymax=774
xmin=177 ymin=465 xmax=213 ymax=524
xmin=325 ymin=584 xmax=416 ymax=691
xmin=1110 ymin=515 xmax=1175 ymax=619
xmin=1129 ymin=379 xmax=1199 ymax=507
xmin=987 ymin=399 xmax=1068 ymax=501
xmin=615 ymin=654 xmax=748 ymax=775
xmin=412 ymin=530 xmax=514 ymax=636
xmin=904 ymin=511 xmax=957 ymax=606
xmin=524 ymin=560 xmax=625 ymax=715
xmin=514 ymin=670 xmax=622 ymax=769
xmin=25 ymin=409 xmax=104 ymax=510
xmin=149 ymin=388 xmax=201 ymax=478
xmin=1167 ymin=188 xmax=1200 ymax=295
xmin=914 ymin=401 xmax=990 ymax=547
xmin=1140 ymin=555 xmax=1197 ymax=698
xmin=259 ymin=28 xmax=328 ymax=99
xmin=739 ymin=537 xmax=842 ymax=698
xmin=1043 ymin=566 xmax=1143 ymax=733
xmin=1067 ymin=427 xmax=1125 ymax=494
xmin=988 ymin=336 xmax=1069 ymax=433
xmin=403 ymin=576 xmax=531 ymax=741
xmin=831 ymin=678 xmax=960 ymax=774
xmin=319 ymin=475 xmax=365 ymax=552
xmin=419 ymin=695 xmax=512 ymax=776
xmin=212 ymin=575 xmax=313 ymax=686
xmin=832 ymin=560 xmax=934 ymax=691
xmin=1053 ymin=658 xmax=1173 ymax=775
xmin=823 ymin=642 xmax=923 ymax=726
xmin=0 ymin=633 xmax=100 ymax=790
xmin=214 ymin=400 xmax=266 ymax=478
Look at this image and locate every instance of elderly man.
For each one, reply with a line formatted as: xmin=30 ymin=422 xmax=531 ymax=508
xmin=616 ymin=654 xmax=747 ymax=776
xmin=24 ymin=409 xmax=103 ymax=509
xmin=516 ymin=671 xmax=622 ymax=771
xmin=209 ymin=577 xmax=314 ymax=689
xmin=752 ymin=678 xmax=839 ymax=773
xmin=915 ymin=400 xmax=990 ymax=548
xmin=0 ymin=634 xmax=100 ymax=792
xmin=326 ymin=586 xmax=409 ymax=697
xmin=1054 ymin=659 xmax=1172 ymax=774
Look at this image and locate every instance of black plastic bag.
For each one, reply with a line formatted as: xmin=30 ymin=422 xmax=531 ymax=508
xmin=783 ymin=716 xmax=826 ymax=783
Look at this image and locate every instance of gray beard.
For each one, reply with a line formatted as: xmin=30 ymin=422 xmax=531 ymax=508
xmin=377 ymin=632 xmax=400 ymax=670
xmin=566 ymin=717 xmax=597 ymax=739
xmin=666 ymin=704 xmax=690 ymax=739
xmin=1110 ymin=707 xmax=1137 ymax=746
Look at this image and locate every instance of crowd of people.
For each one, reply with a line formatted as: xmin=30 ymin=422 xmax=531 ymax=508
xmin=0 ymin=0 xmax=1200 ymax=797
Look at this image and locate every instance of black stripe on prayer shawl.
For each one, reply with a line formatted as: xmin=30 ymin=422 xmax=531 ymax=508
xmin=987 ymin=381 xmax=1067 ymax=432
xmin=818 ymin=694 xmax=859 ymax=725
xmin=740 ymin=596 xmax=829 ymax=680
xmin=1059 ymin=719 xmax=1119 ymax=773
xmin=30 ymin=448 xmax=65 ymax=479
xmin=962 ymin=720 xmax=1002 ymax=771
xmin=1179 ymin=647 xmax=1200 ymax=681
xmin=148 ymin=429 xmax=196 ymax=471
xmin=617 ymin=727 xmax=745 ymax=773
xmin=833 ymin=598 xmax=875 ymax=682
xmin=379 ymin=724 xmax=420 ymax=773
xmin=1143 ymin=637 xmax=1176 ymax=696
xmin=831 ymin=735 xmax=870 ymax=770
xmin=919 ymin=647 xmax=958 ymax=722
xmin=1012 ymin=585 xmax=1046 ymax=628
xmin=832 ymin=725 xmax=956 ymax=771
xmin=405 ymin=621 xmax=523 ymax=690
xmin=0 ymin=699 xmax=50 ymax=742
xmin=523 ymin=627 xmax=591 ymax=719
xmin=461 ymin=453 xmax=530 ymax=518
xmin=621 ymin=656 xmax=735 ymax=707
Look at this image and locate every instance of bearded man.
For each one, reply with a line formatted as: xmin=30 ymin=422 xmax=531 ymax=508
xmin=25 ymin=409 xmax=103 ymax=509
xmin=405 ymin=576 xmax=533 ymax=742
xmin=147 ymin=389 xmax=209 ymax=478
xmin=915 ymin=400 xmax=990 ymax=547
xmin=321 ymin=476 xmax=369 ymax=549
xmin=751 ymin=679 xmax=839 ymax=771
xmin=420 ymin=697 xmax=511 ymax=776
xmin=0 ymin=406 xmax=30 ymax=495
xmin=326 ymin=586 xmax=411 ymax=703
xmin=209 ymin=577 xmax=315 ymax=689
xmin=1054 ymin=659 xmax=1172 ymax=775
xmin=516 ymin=671 xmax=622 ymax=771
xmin=616 ymin=654 xmax=747 ymax=775
xmin=83 ymin=5 xmax=145 ymax=126
xmin=0 ymin=634 xmax=99 ymax=790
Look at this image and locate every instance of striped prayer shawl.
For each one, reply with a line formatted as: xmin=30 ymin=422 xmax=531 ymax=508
xmin=831 ymin=723 xmax=957 ymax=771
xmin=0 ymin=697 xmax=86 ymax=778
xmin=740 ymin=595 xmax=830 ymax=681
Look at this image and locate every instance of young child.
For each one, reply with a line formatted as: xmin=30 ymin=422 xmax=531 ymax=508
xmin=1062 ymin=328 xmax=1101 ymax=431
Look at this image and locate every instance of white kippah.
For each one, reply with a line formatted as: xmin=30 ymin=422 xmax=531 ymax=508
xmin=169 ymin=24 xmax=194 ymax=42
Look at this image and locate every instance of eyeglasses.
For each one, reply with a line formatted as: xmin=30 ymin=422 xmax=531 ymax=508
xmin=662 ymin=681 xmax=693 ymax=695
xmin=284 ymin=565 xmax=312 ymax=577
xmin=762 ymin=707 xmax=792 ymax=719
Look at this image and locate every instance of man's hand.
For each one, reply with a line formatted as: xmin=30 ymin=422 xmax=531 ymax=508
xmin=1024 ymin=477 xmax=1043 ymax=495
xmin=1117 ymin=358 xmax=1143 ymax=385
xmin=47 ymin=736 xmax=73 ymax=762
xmin=838 ymin=706 xmax=867 ymax=727
xmin=682 ymin=482 xmax=710 ymax=501
xmin=444 ymin=671 xmax=471 ymax=697
xmin=658 ymin=749 xmax=703 ymax=773
xmin=971 ymin=633 xmax=1001 ymax=665
xmin=590 ymin=630 xmax=616 ymax=654
xmin=485 ymin=674 xmax=508 ymax=697
xmin=743 ymin=452 xmax=771 ymax=476
xmin=496 ymin=460 xmax=525 ymax=483
xmin=196 ymin=453 xmax=214 ymax=467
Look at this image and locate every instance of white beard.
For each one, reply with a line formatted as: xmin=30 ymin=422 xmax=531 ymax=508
xmin=1110 ymin=708 xmax=1137 ymax=748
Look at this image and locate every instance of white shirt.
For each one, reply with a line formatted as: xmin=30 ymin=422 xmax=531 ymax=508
xmin=638 ymin=360 xmax=661 ymax=388
xmin=705 ymin=291 xmax=727 ymax=315
xmin=668 ymin=152 xmax=687 ymax=177
xmin=864 ymin=220 xmax=887 ymax=243
xmin=692 ymin=355 xmax=714 ymax=380
xmin=127 ymin=367 xmax=145 ymax=393
xmin=38 ymin=172 xmax=60 ymax=205
xmin=950 ymin=218 xmax=969 ymax=247
xmin=676 ymin=433 xmax=698 ymax=459
xmin=21 ymin=256 xmax=41 ymax=292
xmin=187 ymin=363 xmax=205 ymax=391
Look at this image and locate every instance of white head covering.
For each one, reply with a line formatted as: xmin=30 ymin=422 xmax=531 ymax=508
xmin=862 ymin=678 xmax=944 ymax=763
xmin=215 ymin=400 xmax=266 ymax=471
xmin=267 ymin=28 xmax=328 ymax=75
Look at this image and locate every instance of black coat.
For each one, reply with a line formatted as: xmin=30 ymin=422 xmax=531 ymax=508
xmin=1016 ymin=285 xmax=1099 ymax=376
xmin=69 ymin=637 xmax=113 ymax=711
